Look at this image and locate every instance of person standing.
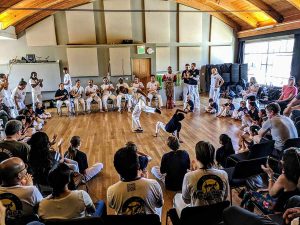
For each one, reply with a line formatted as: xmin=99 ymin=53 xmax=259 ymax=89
xmin=163 ymin=66 xmax=177 ymax=109
xmin=12 ymin=79 xmax=27 ymax=111
xmin=101 ymin=77 xmax=116 ymax=112
xmin=147 ymin=75 xmax=163 ymax=109
xmin=55 ymin=83 xmax=70 ymax=116
xmin=182 ymin=64 xmax=190 ymax=110
xmin=85 ymin=80 xmax=102 ymax=113
xmin=209 ymin=68 xmax=224 ymax=107
xmin=29 ymin=72 xmax=43 ymax=111
xmin=63 ymin=67 xmax=72 ymax=92
xmin=70 ymin=79 xmax=85 ymax=113
xmin=189 ymin=63 xmax=200 ymax=110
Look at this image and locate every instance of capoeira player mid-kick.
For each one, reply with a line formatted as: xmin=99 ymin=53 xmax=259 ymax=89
xmin=154 ymin=109 xmax=187 ymax=142
xmin=129 ymin=87 xmax=161 ymax=133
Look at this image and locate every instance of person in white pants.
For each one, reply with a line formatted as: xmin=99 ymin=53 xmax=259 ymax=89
xmin=70 ymin=79 xmax=85 ymax=113
xmin=101 ymin=77 xmax=116 ymax=112
xmin=65 ymin=136 xmax=104 ymax=181
xmin=116 ymin=78 xmax=129 ymax=112
xmin=132 ymin=77 xmax=145 ymax=90
xmin=63 ymin=67 xmax=72 ymax=92
xmin=12 ymin=79 xmax=27 ymax=111
xmin=29 ymin=72 xmax=43 ymax=111
xmin=209 ymin=68 xmax=224 ymax=107
xmin=55 ymin=83 xmax=70 ymax=115
xmin=189 ymin=63 xmax=200 ymax=109
xmin=85 ymin=80 xmax=102 ymax=113
xmin=182 ymin=64 xmax=190 ymax=109
xmin=131 ymin=87 xmax=161 ymax=132
xmin=0 ymin=76 xmax=18 ymax=118
xmin=147 ymin=75 xmax=163 ymax=109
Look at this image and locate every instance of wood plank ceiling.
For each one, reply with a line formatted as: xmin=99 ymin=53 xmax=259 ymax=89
xmin=0 ymin=0 xmax=299 ymax=38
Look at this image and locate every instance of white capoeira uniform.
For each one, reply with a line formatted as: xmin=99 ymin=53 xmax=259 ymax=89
xmin=55 ymin=89 xmax=71 ymax=114
xmin=12 ymin=87 xmax=26 ymax=110
xmin=101 ymin=83 xmax=116 ymax=110
xmin=29 ymin=78 xmax=42 ymax=110
xmin=147 ymin=81 xmax=163 ymax=108
xmin=116 ymin=82 xmax=129 ymax=110
xmin=182 ymin=70 xmax=190 ymax=109
xmin=209 ymin=73 xmax=223 ymax=107
xmin=189 ymin=69 xmax=200 ymax=109
xmin=85 ymin=85 xmax=102 ymax=111
xmin=131 ymin=88 xmax=156 ymax=130
xmin=70 ymin=86 xmax=85 ymax=112
xmin=0 ymin=88 xmax=18 ymax=118
xmin=63 ymin=73 xmax=72 ymax=92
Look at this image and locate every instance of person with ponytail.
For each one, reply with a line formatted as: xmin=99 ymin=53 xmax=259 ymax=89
xmin=38 ymin=163 xmax=106 ymax=220
xmin=12 ymin=78 xmax=27 ymax=111
xmin=216 ymin=134 xmax=235 ymax=168
xmin=64 ymin=136 xmax=103 ymax=181
xmin=173 ymin=140 xmax=229 ymax=217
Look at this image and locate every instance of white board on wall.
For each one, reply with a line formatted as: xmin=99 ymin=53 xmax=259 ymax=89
xmin=103 ymin=0 xmax=133 ymax=44
xmin=211 ymin=17 xmax=233 ymax=43
xmin=67 ymin=48 xmax=99 ymax=77
xmin=26 ymin=16 xmax=57 ymax=46
xmin=66 ymin=3 xmax=97 ymax=44
xmin=179 ymin=5 xmax=202 ymax=43
xmin=109 ymin=48 xmax=131 ymax=76
xmin=179 ymin=47 xmax=201 ymax=71
xmin=210 ymin=46 xmax=234 ymax=64
xmin=145 ymin=0 xmax=170 ymax=43
xmin=156 ymin=47 xmax=170 ymax=72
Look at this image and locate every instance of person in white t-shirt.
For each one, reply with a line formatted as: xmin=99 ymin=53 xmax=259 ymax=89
xmin=147 ymin=75 xmax=163 ymax=109
xmin=38 ymin=163 xmax=105 ymax=220
xmin=173 ymin=141 xmax=229 ymax=218
xmin=209 ymin=68 xmax=224 ymax=106
xmin=63 ymin=67 xmax=72 ymax=92
xmin=85 ymin=80 xmax=102 ymax=113
xmin=116 ymin=78 xmax=129 ymax=112
xmin=0 ymin=77 xmax=18 ymax=118
xmin=132 ymin=77 xmax=145 ymax=90
xmin=107 ymin=146 xmax=163 ymax=218
xmin=70 ymin=80 xmax=85 ymax=113
xmin=29 ymin=72 xmax=43 ymax=111
xmin=12 ymin=79 xmax=27 ymax=111
xmin=0 ymin=157 xmax=43 ymax=216
xmin=101 ymin=77 xmax=116 ymax=112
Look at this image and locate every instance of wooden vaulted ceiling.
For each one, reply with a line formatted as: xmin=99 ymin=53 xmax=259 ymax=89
xmin=0 ymin=0 xmax=300 ymax=38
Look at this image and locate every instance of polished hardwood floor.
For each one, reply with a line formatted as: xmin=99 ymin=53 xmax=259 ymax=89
xmin=43 ymin=97 xmax=243 ymax=224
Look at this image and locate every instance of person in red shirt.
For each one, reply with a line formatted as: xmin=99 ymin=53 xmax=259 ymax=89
xmin=277 ymin=76 xmax=298 ymax=113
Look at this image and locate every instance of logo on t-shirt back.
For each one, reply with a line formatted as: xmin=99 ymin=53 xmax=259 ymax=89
xmin=122 ymin=196 xmax=147 ymax=215
xmin=0 ymin=193 xmax=23 ymax=219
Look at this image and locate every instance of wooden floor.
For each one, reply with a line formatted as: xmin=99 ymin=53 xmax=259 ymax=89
xmin=43 ymin=97 xmax=243 ymax=224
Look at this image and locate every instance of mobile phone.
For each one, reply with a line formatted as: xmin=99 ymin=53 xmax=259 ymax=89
xmin=267 ymin=156 xmax=280 ymax=173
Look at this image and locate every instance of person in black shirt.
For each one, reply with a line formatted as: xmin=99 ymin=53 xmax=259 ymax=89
xmin=64 ymin=136 xmax=103 ymax=181
xmin=182 ymin=64 xmax=190 ymax=109
xmin=216 ymin=134 xmax=235 ymax=168
xmin=241 ymin=101 xmax=259 ymax=131
xmin=55 ymin=83 xmax=70 ymax=116
xmin=154 ymin=109 xmax=187 ymax=142
xmin=205 ymin=98 xmax=218 ymax=114
xmin=151 ymin=136 xmax=190 ymax=191
xmin=184 ymin=95 xmax=194 ymax=112
xmin=188 ymin=63 xmax=200 ymax=109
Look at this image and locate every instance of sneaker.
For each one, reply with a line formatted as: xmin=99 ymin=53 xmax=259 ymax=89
xmin=134 ymin=129 xmax=143 ymax=133
xmin=155 ymin=108 xmax=161 ymax=114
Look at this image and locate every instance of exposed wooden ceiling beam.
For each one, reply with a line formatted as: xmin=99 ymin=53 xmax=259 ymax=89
xmin=14 ymin=0 xmax=91 ymax=35
xmin=285 ymin=0 xmax=300 ymax=11
xmin=0 ymin=0 xmax=65 ymax=29
xmin=176 ymin=0 xmax=241 ymax=31
xmin=0 ymin=0 xmax=23 ymax=13
xmin=245 ymin=0 xmax=284 ymax=23
xmin=238 ymin=19 xmax=300 ymax=38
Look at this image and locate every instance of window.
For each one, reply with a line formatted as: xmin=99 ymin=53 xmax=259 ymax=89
xmin=244 ymin=37 xmax=294 ymax=87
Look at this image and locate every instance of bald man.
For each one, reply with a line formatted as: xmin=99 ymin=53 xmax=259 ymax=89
xmin=0 ymin=157 xmax=43 ymax=216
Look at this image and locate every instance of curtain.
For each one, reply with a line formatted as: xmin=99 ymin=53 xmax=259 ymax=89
xmin=291 ymin=34 xmax=300 ymax=85
xmin=236 ymin=40 xmax=245 ymax=64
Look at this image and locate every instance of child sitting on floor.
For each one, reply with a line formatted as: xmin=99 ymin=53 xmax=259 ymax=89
xmin=205 ymin=98 xmax=218 ymax=114
xmin=232 ymin=100 xmax=248 ymax=120
xmin=184 ymin=95 xmax=194 ymax=112
xmin=217 ymin=97 xmax=235 ymax=117
xmin=35 ymin=102 xmax=51 ymax=119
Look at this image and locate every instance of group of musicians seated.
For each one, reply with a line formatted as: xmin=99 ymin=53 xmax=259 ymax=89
xmin=55 ymin=75 xmax=163 ymax=115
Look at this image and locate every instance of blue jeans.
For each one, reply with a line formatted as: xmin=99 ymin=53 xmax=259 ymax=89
xmin=93 ymin=200 xmax=106 ymax=217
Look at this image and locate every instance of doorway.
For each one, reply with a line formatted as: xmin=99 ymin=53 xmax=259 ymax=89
xmin=132 ymin=58 xmax=151 ymax=86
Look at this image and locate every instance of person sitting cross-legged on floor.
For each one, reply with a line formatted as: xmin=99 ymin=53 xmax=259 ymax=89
xmin=107 ymin=146 xmax=163 ymax=218
xmin=151 ymin=136 xmax=190 ymax=191
xmin=173 ymin=141 xmax=229 ymax=218
xmin=38 ymin=163 xmax=105 ymax=220
xmin=64 ymin=136 xmax=103 ymax=182
xmin=0 ymin=157 xmax=43 ymax=216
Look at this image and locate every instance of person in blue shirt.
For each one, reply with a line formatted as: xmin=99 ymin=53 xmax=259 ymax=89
xmin=154 ymin=109 xmax=187 ymax=142
xmin=205 ymin=98 xmax=218 ymax=114
xmin=217 ymin=97 xmax=235 ymax=117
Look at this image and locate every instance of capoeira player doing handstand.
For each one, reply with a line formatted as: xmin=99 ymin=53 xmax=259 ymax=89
xmin=154 ymin=109 xmax=187 ymax=142
xmin=125 ymin=87 xmax=161 ymax=133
